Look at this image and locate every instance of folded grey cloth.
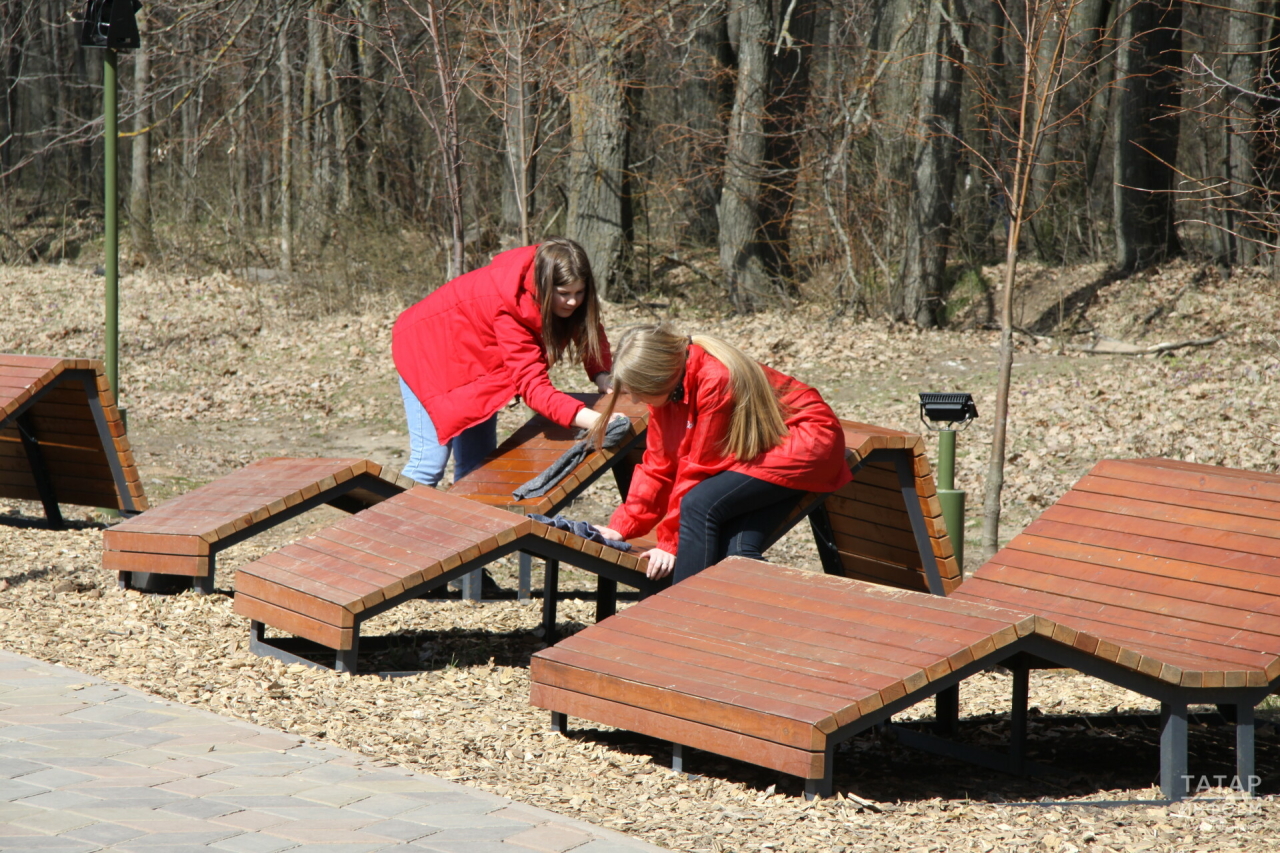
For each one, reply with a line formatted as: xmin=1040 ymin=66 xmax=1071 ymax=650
xmin=528 ymin=513 xmax=632 ymax=552
xmin=512 ymin=415 xmax=632 ymax=500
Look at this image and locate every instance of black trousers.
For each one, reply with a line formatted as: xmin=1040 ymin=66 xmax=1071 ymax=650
xmin=672 ymin=471 xmax=807 ymax=584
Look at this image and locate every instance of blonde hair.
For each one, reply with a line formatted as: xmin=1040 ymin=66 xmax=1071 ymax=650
xmin=595 ymin=324 xmax=788 ymax=460
xmin=533 ymin=237 xmax=604 ymax=370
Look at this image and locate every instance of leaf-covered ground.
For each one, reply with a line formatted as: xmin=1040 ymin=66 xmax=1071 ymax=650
xmin=0 ymin=259 xmax=1278 ymax=851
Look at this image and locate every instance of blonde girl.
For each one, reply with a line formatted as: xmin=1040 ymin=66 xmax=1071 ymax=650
xmin=593 ymin=324 xmax=851 ymax=581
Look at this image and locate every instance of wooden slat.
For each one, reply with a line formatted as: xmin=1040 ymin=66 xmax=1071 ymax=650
xmin=233 ymin=592 xmax=354 ymax=650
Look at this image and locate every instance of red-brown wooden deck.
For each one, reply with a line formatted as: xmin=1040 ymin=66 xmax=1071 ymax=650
xmin=103 ymin=457 xmax=404 ymax=591
xmin=0 ymin=354 xmax=145 ymax=525
xmin=531 ymin=558 xmax=1041 ymax=792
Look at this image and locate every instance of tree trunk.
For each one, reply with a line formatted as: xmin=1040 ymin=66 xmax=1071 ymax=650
xmin=717 ymin=0 xmax=772 ymax=310
xmin=279 ymin=18 xmax=294 ymax=272
xmin=128 ymin=10 xmax=154 ymax=258
xmin=1223 ymin=0 xmax=1263 ymax=266
xmin=1113 ymin=0 xmax=1182 ymax=274
xmin=501 ymin=0 xmax=538 ymax=246
xmin=567 ymin=0 xmax=634 ymax=299
xmin=899 ymin=0 xmax=962 ymax=327
xmin=678 ymin=4 xmax=731 ymax=246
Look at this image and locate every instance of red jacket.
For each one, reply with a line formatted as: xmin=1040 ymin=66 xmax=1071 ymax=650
xmin=608 ymin=345 xmax=851 ymax=553
xmin=392 ymin=245 xmax=611 ymax=443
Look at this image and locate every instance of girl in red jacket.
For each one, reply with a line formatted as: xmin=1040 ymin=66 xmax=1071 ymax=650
xmin=393 ymin=238 xmax=613 ymax=485
xmin=593 ymin=324 xmax=851 ymax=582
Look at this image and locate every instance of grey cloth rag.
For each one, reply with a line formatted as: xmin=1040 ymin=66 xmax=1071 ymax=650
xmin=512 ymin=415 xmax=632 ymax=500
xmin=528 ymin=513 xmax=632 ymax=552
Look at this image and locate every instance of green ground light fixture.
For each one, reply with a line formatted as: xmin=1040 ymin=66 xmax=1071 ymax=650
xmin=918 ymin=392 xmax=978 ymax=573
xmin=80 ymin=0 xmax=141 ymax=405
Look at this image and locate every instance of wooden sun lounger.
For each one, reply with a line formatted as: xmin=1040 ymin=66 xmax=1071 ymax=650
xmin=232 ymin=486 xmax=667 ymax=672
xmin=445 ymin=392 xmax=647 ymax=600
xmin=531 ymin=557 xmax=1044 ymax=798
xmin=104 ymin=457 xmax=405 ymax=593
xmin=951 ymin=457 xmax=1280 ymax=800
xmin=533 ymin=457 xmax=1280 ymax=801
xmin=0 ymin=354 xmax=145 ymax=526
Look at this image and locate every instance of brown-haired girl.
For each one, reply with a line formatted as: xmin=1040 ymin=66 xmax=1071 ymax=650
xmin=393 ymin=237 xmax=612 ymax=485
xmin=593 ymin=324 xmax=851 ymax=582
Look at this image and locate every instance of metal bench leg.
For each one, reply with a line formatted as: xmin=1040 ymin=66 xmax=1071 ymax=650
xmin=541 ymin=559 xmax=560 ymax=643
xmin=1237 ymin=703 xmax=1256 ymax=796
xmin=1009 ymin=663 xmax=1029 ymax=774
xmin=117 ymin=571 xmax=132 ymax=590
xmin=804 ymin=748 xmax=835 ymax=801
xmin=17 ymin=413 xmax=63 ymax=530
xmin=596 ymin=576 xmax=617 ymax=621
xmin=518 ymin=552 xmax=533 ymax=600
xmin=671 ymin=743 xmax=684 ymax=774
xmin=194 ymin=556 xmax=215 ymax=595
xmin=1160 ymin=701 xmax=1188 ymax=801
xmin=550 ymin=711 xmax=567 ymax=733
xmin=935 ymin=685 xmax=959 ymax=736
xmin=460 ymin=568 xmax=482 ymax=601
xmin=336 ymin=634 xmax=360 ymax=674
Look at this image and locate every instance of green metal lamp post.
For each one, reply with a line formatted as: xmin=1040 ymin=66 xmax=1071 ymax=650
xmin=80 ymin=0 xmax=141 ymax=403
xmin=918 ymin=393 xmax=979 ymax=574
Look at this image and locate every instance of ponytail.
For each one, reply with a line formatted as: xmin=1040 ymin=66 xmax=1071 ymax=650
xmin=689 ymin=334 xmax=788 ymax=461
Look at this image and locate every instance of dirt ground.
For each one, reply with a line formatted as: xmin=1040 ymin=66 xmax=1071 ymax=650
xmin=1 ymin=258 xmax=1279 ymax=852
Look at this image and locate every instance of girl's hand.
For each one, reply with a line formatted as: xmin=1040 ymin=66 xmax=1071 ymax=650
xmin=594 ymin=373 xmax=613 ymax=394
xmin=643 ymin=547 xmax=675 ymax=580
xmin=593 ymin=525 xmax=623 ymax=541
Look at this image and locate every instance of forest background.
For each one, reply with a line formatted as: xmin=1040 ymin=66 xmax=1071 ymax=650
xmin=2 ymin=0 xmax=1279 ymax=552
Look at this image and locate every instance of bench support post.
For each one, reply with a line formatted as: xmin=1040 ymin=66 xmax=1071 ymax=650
xmin=518 ymin=552 xmax=533 ymax=600
xmin=596 ymin=577 xmax=617 ymax=621
xmin=1236 ymin=702 xmax=1256 ymax=795
xmin=541 ymin=559 xmax=560 ymax=642
xmin=671 ymin=743 xmax=684 ymax=774
xmin=460 ymin=568 xmax=483 ymax=602
xmin=934 ymin=686 xmax=959 ymax=736
xmin=1160 ymin=701 xmax=1188 ymax=801
xmin=336 ymin=642 xmax=359 ymax=674
xmin=804 ymin=749 xmax=834 ymax=800
xmin=893 ymin=451 xmax=944 ymax=595
xmin=550 ymin=711 xmax=567 ymax=733
xmin=16 ymin=413 xmax=63 ymax=529
xmin=808 ymin=505 xmax=844 ymax=576
xmin=194 ymin=558 xmax=215 ymax=595
xmin=1008 ymin=662 xmax=1029 ymax=774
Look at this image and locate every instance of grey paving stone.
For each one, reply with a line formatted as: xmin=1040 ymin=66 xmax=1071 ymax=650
xmin=402 ymin=825 xmax=521 ymax=844
xmin=398 ymin=813 xmax=530 ymax=831
xmin=357 ymin=819 xmax=440 ymax=843
xmin=568 ymin=840 xmax=665 ymax=853
xmin=65 ymin=786 xmax=187 ymax=808
xmin=272 ymin=846 xmax=386 ymax=853
xmin=113 ymin=844 xmax=230 ymax=853
xmin=388 ymin=793 xmax=507 ymax=819
xmin=0 ymin=777 xmax=49 ymax=801
xmin=112 ymin=829 xmax=243 ymax=848
xmin=108 ymin=730 xmax=182 ymax=748
xmin=18 ymin=768 xmax=98 ymax=788
xmin=251 ymin=805 xmax=382 ymax=823
xmin=340 ymin=794 xmax=435 ymax=819
xmin=12 ymin=790 xmax=103 ymax=811
xmin=0 ymin=742 xmax=51 ymax=758
xmin=209 ymin=833 xmax=303 ymax=853
xmin=159 ymin=797 xmax=245 ymax=819
xmin=59 ymin=821 xmax=148 ymax=846
xmin=0 ymin=758 xmax=45 ymax=778
xmin=407 ymin=842 xmax=515 ymax=853
xmin=0 ymin=838 xmax=100 ymax=852
xmin=287 ymin=763 xmax=366 ymax=784
xmin=34 ymin=756 xmax=132 ymax=769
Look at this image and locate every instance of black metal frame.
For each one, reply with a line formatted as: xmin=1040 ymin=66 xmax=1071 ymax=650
xmin=118 ymin=472 xmax=406 ymax=594
xmin=0 ymin=369 xmax=140 ymax=527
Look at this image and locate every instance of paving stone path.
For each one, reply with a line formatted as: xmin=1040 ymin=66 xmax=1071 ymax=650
xmin=0 ymin=651 xmax=662 ymax=853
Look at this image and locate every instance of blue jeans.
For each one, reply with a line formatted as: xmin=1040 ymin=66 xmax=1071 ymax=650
xmin=399 ymin=377 xmax=497 ymax=486
xmin=672 ymin=471 xmax=807 ymax=584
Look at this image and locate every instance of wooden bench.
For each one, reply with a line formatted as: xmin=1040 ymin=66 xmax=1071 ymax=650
xmin=802 ymin=421 xmax=959 ymax=594
xmin=104 ymin=458 xmax=405 ymax=593
xmin=953 ymin=457 xmax=1280 ymax=800
xmin=233 ymin=486 xmax=668 ymax=672
xmin=531 ymin=557 xmax=1043 ymax=798
xmin=445 ymin=392 xmax=648 ymax=600
xmin=0 ymin=354 xmax=145 ymax=526
xmin=534 ymin=457 xmax=1280 ymax=801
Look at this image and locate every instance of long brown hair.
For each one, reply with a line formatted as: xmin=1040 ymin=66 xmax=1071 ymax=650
xmin=594 ymin=324 xmax=788 ymax=460
xmin=533 ymin=237 xmax=604 ymax=370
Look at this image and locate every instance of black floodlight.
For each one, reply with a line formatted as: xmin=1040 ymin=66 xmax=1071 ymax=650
xmin=919 ymin=392 xmax=978 ymax=430
xmin=80 ymin=0 xmax=142 ymax=50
